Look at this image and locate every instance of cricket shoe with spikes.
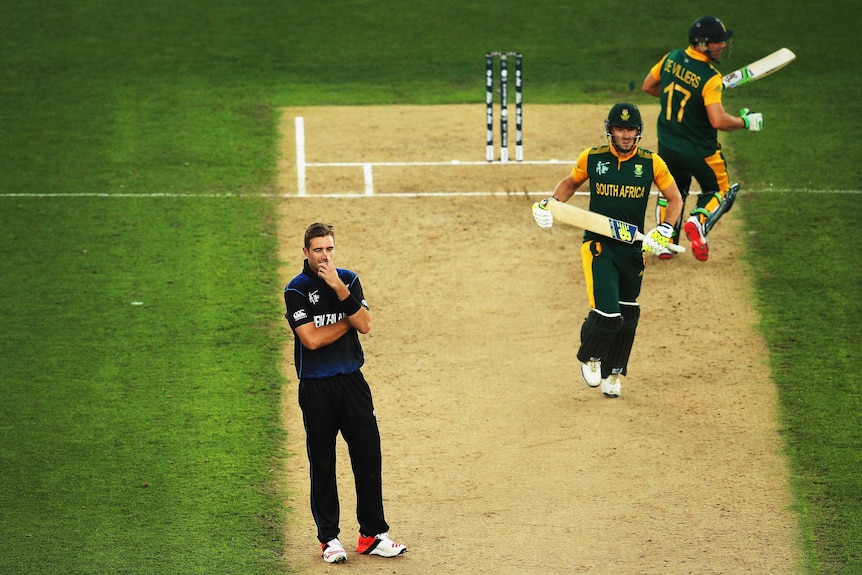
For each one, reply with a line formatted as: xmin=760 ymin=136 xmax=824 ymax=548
xmin=684 ymin=217 xmax=709 ymax=262
xmin=580 ymin=359 xmax=602 ymax=387
xmin=356 ymin=532 xmax=407 ymax=557
xmin=321 ymin=538 xmax=347 ymax=563
xmin=600 ymin=373 xmax=622 ymax=398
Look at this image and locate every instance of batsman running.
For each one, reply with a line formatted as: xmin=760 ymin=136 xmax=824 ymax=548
xmin=642 ymin=15 xmax=762 ymax=261
xmin=531 ymin=103 xmax=682 ymax=398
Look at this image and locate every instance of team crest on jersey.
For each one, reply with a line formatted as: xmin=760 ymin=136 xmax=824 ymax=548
xmin=634 ymin=164 xmax=644 ymax=178
xmin=308 ymin=290 xmax=320 ymax=305
xmin=596 ymin=160 xmax=610 ymax=175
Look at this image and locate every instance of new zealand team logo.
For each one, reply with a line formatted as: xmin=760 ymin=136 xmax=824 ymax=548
xmin=308 ymin=290 xmax=320 ymax=305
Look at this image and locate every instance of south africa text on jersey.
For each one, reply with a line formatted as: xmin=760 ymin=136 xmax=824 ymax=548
xmin=315 ymin=312 xmax=347 ymax=327
xmin=595 ymin=183 xmax=648 ymax=199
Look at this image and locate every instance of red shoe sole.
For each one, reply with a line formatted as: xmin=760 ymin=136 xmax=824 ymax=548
xmin=684 ymin=221 xmax=709 ymax=262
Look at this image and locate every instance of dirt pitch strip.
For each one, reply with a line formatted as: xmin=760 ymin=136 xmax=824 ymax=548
xmin=276 ymin=105 xmax=803 ymax=574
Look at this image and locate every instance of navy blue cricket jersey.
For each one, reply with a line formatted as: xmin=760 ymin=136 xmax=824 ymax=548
xmin=284 ymin=261 xmax=366 ymax=379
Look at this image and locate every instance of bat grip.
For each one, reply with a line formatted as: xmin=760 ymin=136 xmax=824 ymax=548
xmin=636 ymin=231 xmax=686 ymax=253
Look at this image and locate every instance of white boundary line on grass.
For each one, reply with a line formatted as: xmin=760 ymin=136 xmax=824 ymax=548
xmin=2 ymin=114 xmax=859 ymax=198
xmin=1 ymin=113 xmax=859 ymax=198
xmin=1 ymin=189 xmax=859 ymax=198
xmin=3 ymin=114 xmax=859 ymax=198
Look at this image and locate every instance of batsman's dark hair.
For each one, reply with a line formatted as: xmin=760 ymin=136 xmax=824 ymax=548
xmin=304 ymin=222 xmax=335 ymax=248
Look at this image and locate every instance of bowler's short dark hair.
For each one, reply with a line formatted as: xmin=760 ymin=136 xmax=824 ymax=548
xmin=304 ymin=222 xmax=335 ymax=249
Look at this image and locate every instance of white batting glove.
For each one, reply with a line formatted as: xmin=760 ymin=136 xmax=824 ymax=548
xmin=532 ymin=199 xmax=554 ymax=229
xmin=740 ymin=108 xmax=763 ymax=131
xmin=642 ymin=223 xmax=674 ymax=255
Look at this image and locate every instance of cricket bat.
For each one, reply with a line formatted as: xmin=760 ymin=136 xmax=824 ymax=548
xmin=722 ymin=48 xmax=796 ymax=89
xmin=547 ymin=201 xmax=686 ymax=253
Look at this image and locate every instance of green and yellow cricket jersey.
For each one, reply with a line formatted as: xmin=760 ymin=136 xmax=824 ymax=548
xmin=571 ymin=144 xmax=675 ymax=244
xmin=648 ymin=46 xmax=724 ymax=156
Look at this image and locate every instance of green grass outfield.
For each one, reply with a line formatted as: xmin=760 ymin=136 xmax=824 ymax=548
xmin=1 ymin=1 xmax=859 ymax=573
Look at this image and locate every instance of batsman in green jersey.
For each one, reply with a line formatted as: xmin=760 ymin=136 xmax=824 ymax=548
xmin=642 ymin=15 xmax=763 ymax=261
xmin=531 ymin=103 xmax=683 ymax=398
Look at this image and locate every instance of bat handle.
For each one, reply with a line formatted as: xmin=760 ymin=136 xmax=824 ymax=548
xmin=636 ymin=231 xmax=686 ymax=254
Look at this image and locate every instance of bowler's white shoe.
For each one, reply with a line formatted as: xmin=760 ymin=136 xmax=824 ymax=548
xmin=321 ymin=538 xmax=347 ymax=563
xmin=600 ymin=373 xmax=622 ymax=398
xmin=356 ymin=532 xmax=407 ymax=557
xmin=580 ymin=359 xmax=602 ymax=387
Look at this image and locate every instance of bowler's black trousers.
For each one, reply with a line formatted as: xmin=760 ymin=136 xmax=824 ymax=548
xmin=298 ymin=370 xmax=389 ymax=543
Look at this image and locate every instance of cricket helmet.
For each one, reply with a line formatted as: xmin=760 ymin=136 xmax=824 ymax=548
xmin=605 ymin=103 xmax=643 ymax=132
xmin=689 ymin=16 xmax=733 ymax=46
xmin=605 ymin=103 xmax=642 ymax=153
